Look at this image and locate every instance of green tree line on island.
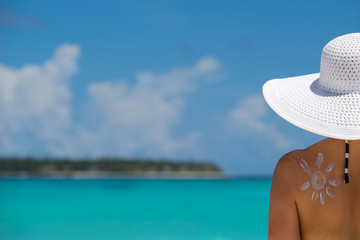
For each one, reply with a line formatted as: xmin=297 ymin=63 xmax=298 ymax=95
xmin=0 ymin=157 xmax=222 ymax=177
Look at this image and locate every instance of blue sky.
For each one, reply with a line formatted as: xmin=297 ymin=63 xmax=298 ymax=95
xmin=0 ymin=0 xmax=359 ymax=175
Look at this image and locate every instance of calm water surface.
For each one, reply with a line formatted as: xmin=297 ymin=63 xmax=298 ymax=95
xmin=0 ymin=178 xmax=271 ymax=240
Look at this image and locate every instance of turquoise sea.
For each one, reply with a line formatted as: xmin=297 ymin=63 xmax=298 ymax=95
xmin=0 ymin=178 xmax=271 ymax=240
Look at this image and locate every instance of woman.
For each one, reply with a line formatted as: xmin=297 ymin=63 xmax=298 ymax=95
xmin=263 ymin=33 xmax=360 ymax=239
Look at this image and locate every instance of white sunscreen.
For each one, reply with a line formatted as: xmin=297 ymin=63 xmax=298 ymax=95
xmin=300 ymin=152 xmax=339 ymax=205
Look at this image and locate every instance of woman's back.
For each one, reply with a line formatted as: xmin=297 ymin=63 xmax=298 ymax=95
xmin=263 ymin=34 xmax=360 ymax=239
xmin=268 ymin=138 xmax=360 ymax=240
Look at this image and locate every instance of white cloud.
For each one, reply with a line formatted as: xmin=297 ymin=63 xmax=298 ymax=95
xmin=71 ymin=56 xmax=221 ymax=156
xmin=230 ymin=95 xmax=293 ymax=151
xmin=195 ymin=56 xmax=221 ymax=73
xmin=0 ymin=44 xmax=222 ymax=157
xmin=0 ymin=43 xmax=80 ymax=154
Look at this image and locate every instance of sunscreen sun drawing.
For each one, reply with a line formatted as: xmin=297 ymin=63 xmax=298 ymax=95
xmin=299 ymin=152 xmax=340 ymax=205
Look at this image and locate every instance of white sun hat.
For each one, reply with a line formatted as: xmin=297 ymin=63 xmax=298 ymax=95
xmin=263 ymin=33 xmax=360 ymax=140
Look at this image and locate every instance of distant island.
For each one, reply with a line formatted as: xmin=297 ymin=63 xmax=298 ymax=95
xmin=0 ymin=157 xmax=222 ymax=178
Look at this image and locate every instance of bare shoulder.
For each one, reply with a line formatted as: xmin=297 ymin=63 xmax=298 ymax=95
xmin=268 ymin=149 xmax=304 ymax=239
xmin=269 ymin=149 xmax=306 ymax=204
xmin=276 ymin=149 xmax=303 ymax=167
xmin=273 ymin=139 xmax=329 ymax=181
xmin=273 ymin=149 xmax=304 ymax=179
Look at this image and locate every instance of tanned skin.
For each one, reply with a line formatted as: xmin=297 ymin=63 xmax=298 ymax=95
xmin=268 ymin=138 xmax=360 ymax=240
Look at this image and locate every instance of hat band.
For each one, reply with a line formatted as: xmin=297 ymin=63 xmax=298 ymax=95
xmin=311 ymin=78 xmax=360 ymax=96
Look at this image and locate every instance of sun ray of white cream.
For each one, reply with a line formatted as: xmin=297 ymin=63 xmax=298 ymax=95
xmin=325 ymin=162 xmax=334 ymax=173
xmin=300 ymin=159 xmax=311 ymax=175
xmin=328 ymin=178 xmax=340 ymax=186
xmin=320 ymin=191 xmax=325 ymax=205
xmin=326 ymin=186 xmax=335 ymax=198
xmin=316 ymin=152 xmax=323 ymax=168
xmin=301 ymin=181 xmax=310 ymax=191
xmin=312 ymin=191 xmax=318 ymax=202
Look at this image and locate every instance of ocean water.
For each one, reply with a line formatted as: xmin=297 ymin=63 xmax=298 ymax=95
xmin=0 ymin=178 xmax=271 ymax=240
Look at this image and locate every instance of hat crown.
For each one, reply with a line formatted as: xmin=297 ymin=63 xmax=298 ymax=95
xmin=319 ymin=33 xmax=360 ymax=93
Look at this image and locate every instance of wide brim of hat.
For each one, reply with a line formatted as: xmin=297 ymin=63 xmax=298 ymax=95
xmin=263 ymin=73 xmax=360 ymax=140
